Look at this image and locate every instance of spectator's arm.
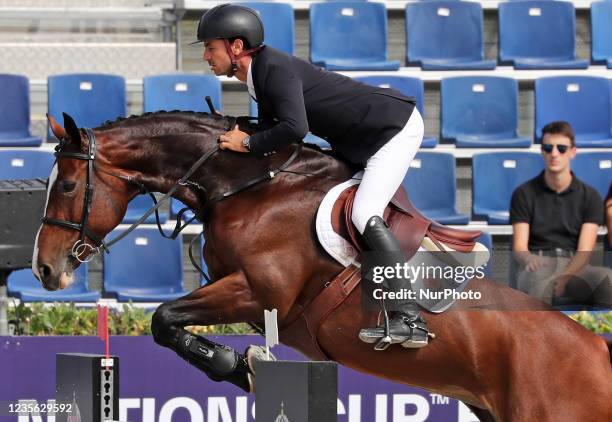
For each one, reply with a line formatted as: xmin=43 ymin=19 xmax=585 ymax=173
xmin=562 ymin=223 xmax=598 ymax=276
xmin=512 ymin=223 xmax=534 ymax=267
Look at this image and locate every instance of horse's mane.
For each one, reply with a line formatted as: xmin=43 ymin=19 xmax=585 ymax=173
xmin=97 ymin=110 xmax=347 ymax=162
xmin=99 ymin=110 xmax=231 ymax=131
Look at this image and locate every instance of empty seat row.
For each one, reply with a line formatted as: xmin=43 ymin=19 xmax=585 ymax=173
xmin=7 ymin=228 xmax=209 ymax=303
xmin=247 ymin=1 xmax=612 ymax=71
xmin=4 ymin=73 xmax=612 ymax=149
xmin=3 ymin=148 xmax=609 ymax=227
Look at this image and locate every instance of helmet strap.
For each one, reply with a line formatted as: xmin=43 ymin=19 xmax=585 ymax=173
xmin=223 ymin=39 xmax=262 ymax=77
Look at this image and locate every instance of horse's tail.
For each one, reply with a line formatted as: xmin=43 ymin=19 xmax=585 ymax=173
xmin=607 ymin=338 xmax=612 ymax=366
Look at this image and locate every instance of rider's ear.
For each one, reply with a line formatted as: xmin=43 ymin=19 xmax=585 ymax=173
xmin=62 ymin=112 xmax=81 ymax=145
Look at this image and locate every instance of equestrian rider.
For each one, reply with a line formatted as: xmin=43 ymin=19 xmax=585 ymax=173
xmin=195 ymin=4 xmax=429 ymax=350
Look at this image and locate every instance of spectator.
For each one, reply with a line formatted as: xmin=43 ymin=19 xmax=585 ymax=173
xmin=510 ymin=121 xmax=611 ymax=306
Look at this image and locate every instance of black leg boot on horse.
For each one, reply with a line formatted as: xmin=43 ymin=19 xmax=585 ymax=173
xmin=358 ymin=216 xmax=430 ymax=350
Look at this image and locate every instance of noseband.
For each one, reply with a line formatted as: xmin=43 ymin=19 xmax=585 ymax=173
xmin=40 ymin=121 xmax=302 ymax=275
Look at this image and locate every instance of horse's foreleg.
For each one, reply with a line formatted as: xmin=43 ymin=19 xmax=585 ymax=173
xmin=151 ymin=271 xmax=263 ymax=392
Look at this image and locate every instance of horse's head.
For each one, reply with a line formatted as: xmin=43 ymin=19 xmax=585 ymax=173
xmin=33 ymin=113 xmax=136 ymax=291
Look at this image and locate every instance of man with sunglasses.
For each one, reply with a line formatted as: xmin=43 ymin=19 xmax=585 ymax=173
xmin=510 ymin=121 xmax=611 ymax=306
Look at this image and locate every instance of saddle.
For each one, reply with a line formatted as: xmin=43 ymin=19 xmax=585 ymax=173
xmin=332 ymin=185 xmax=482 ymax=260
xmin=280 ymin=184 xmax=486 ymax=360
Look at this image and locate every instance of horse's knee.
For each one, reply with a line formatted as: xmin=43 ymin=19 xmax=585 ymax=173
xmin=151 ymin=302 xmax=180 ymax=346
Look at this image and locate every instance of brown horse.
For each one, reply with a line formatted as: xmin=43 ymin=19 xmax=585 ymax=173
xmin=33 ymin=112 xmax=612 ymax=421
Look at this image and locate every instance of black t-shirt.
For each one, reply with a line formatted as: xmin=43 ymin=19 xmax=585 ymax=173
xmin=510 ymin=171 xmax=603 ymax=251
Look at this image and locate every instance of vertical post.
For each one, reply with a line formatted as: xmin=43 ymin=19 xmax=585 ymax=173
xmin=0 ymin=271 xmax=10 ymax=336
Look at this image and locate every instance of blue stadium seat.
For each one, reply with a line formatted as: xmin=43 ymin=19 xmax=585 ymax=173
xmin=0 ymin=74 xmax=42 ymax=147
xmin=104 ymin=227 xmax=186 ymax=302
xmin=402 ymin=152 xmax=470 ymax=224
xmin=572 ymin=153 xmax=611 ymax=199
xmin=143 ymin=74 xmax=221 ymax=113
xmin=249 ymin=98 xmax=330 ymax=149
xmin=472 ymin=152 xmax=544 ymax=224
xmin=310 ymin=2 xmax=400 ymax=70
xmin=0 ymin=150 xmax=54 ymax=180
xmin=47 ymin=73 xmax=126 ymax=141
xmin=8 ymin=264 xmax=99 ymax=302
xmin=441 ymin=76 xmax=531 ymax=148
xmin=405 ymin=1 xmax=495 ymax=70
xmin=122 ymin=194 xmax=167 ymax=224
xmin=354 ymin=76 xmax=437 ymax=148
xmin=200 ymin=235 xmax=210 ymax=286
xmin=498 ymin=1 xmax=588 ymax=69
xmin=239 ymin=2 xmax=294 ymax=55
xmin=170 ymin=198 xmax=197 ymax=224
xmin=591 ymin=1 xmax=612 ymax=67
xmin=535 ymin=76 xmax=612 ymax=147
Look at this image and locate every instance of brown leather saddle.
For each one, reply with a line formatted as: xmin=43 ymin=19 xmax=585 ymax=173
xmin=332 ymin=185 xmax=481 ymax=259
xmin=279 ymin=185 xmax=482 ymax=360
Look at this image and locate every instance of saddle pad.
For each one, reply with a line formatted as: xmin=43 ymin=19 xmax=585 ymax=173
xmin=315 ymin=173 xmax=363 ymax=268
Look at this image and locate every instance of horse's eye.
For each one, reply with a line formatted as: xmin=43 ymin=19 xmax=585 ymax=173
xmin=60 ymin=181 xmax=77 ymax=193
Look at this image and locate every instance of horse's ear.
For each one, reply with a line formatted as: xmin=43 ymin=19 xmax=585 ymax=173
xmin=46 ymin=114 xmax=66 ymax=140
xmin=62 ymin=112 xmax=81 ymax=144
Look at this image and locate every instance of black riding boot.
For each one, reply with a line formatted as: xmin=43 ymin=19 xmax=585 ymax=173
xmin=358 ymin=216 xmax=429 ymax=350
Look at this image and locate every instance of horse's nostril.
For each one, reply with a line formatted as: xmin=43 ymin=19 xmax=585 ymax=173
xmin=39 ymin=264 xmax=52 ymax=280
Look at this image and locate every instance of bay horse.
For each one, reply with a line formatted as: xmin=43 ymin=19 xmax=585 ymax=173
xmin=33 ymin=111 xmax=611 ymax=421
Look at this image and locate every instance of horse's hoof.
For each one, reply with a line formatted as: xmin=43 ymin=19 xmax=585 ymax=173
xmin=246 ymin=345 xmax=276 ymax=374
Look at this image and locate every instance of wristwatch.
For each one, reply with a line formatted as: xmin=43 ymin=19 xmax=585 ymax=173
xmin=242 ymin=135 xmax=251 ymax=151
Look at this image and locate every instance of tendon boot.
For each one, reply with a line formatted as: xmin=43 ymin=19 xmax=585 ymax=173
xmin=178 ymin=332 xmax=275 ymax=392
xmin=357 ymin=216 xmax=429 ymax=350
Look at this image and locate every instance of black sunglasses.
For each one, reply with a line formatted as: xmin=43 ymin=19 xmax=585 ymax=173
xmin=542 ymin=143 xmax=569 ymax=154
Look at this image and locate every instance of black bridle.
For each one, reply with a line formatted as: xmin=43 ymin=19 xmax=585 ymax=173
xmin=40 ymin=121 xmax=302 ymax=282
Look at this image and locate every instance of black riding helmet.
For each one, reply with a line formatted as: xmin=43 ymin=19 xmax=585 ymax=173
xmin=194 ymin=3 xmax=264 ymax=48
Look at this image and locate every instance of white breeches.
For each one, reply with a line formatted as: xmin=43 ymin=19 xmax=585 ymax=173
xmin=351 ymin=108 xmax=424 ymax=234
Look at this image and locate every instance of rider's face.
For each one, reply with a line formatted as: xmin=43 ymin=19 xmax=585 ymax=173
xmin=203 ymin=39 xmax=231 ymax=76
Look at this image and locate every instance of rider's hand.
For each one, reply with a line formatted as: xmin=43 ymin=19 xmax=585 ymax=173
xmin=523 ymin=254 xmax=550 ymax=273
xmin=219 ymin=125 xmax=249 ymax=153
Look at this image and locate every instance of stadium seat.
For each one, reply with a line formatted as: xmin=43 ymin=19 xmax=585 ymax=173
xmin=498 ymin=1 xmax=588 ymax=69
xmin=8 ymin=264 xmax=99 ymax=302
xmin=47 ymin=73 xmax=126 ymax=141
xmin=122 ymin=194 xmax=167 ymax=224
xmin=104 ymin=227 xmax=186 ymax=302
xmin=405 ymin=1 xmax=495 ymax=70
xmin=572 ymin=153 xmax=612 ymax=199
xmin=310 ymin=2 xmax=400 ymax=70
xmin=354 ymin=76 xmax=437 ymax=148
xmin=143 ymin=74 xmax=221 ymax=113
xmin=591 ymin=1 xmax=612 ymax=68
xmin=402 ymin=152 xmax=470 ymax=224
xmin=535 ymin=76 xmax=612 ymax=147
xmin=0 ymin=74 xmax=42 ymax=147
xmin=441 ymin=76 xmax=531 ymax=148
xmin=0 ymin=150 xmax=54 ymax=180
xmin=170 ymin=198 xmax=197 ymax=224
xmin=200 ymin=235 xmax=210 ymax=286
xmin=472 ymin=152 xmax=544 ymax=224
xmin=239 ymin=2 xmax=294 ymax=55
xmin=249 ymin=98 xmax=330 ymax=149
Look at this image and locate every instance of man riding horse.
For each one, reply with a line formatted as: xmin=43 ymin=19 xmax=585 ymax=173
xmin=196 ymin=3 xmax=429 ymax=349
